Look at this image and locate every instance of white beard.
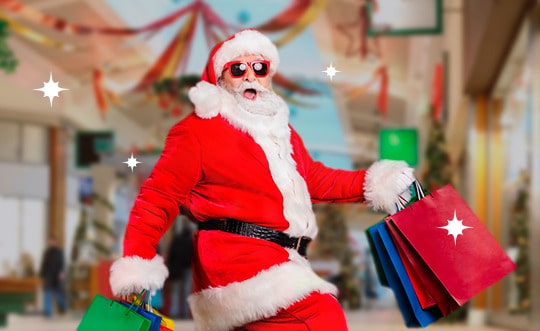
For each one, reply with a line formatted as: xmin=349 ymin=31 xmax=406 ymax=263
xmin=218 ymin=80 xmax=289 ymax=118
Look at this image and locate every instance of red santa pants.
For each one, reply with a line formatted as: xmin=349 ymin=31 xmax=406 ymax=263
xmin=236 ymin=292 xmax=348 ymax=331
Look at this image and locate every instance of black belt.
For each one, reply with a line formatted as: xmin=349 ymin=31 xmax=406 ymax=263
xmin=198 ymin=219 xmax=312 ymax=258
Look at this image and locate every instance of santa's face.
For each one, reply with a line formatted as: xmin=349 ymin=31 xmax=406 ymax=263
xmin=218 ymin=55 xmax=285 ymax=117
xmin=220 ymin=54 xmax=271 ymax=101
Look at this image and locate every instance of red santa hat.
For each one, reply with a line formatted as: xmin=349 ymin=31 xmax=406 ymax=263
xmin=201 ymin=29 xmax=280 ymax=85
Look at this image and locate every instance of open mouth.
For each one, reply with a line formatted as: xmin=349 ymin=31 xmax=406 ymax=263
xmin=243 ymin=88 xmax=258 ymax=101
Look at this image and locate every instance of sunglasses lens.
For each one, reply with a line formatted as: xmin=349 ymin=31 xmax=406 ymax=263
xmin=230 ymin=63 xmax=247 ymax=77
xmin=252 ymin=62 xmax=268 ymax=76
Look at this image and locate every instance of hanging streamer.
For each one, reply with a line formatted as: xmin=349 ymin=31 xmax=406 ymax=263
xmin=134 ymin=10 xmax=198 ymax=91
xmin=0 ymin=0 xmax=197 ymax=35
xmin=0 ymin=12 xmax=79 ymax=51
xmin=272 ymin=0 xmax=329 ymax=47
xmin=347 ymin=65 xmax=389 ymax=117
xmin=255 ymin=0 xmax=312 ymax=32
xmin=273 ymin=73 xmax=318 ymax=95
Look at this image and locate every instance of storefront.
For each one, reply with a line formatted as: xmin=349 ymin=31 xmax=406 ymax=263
xmin=466 ymin=4 xmax=540 ymax=330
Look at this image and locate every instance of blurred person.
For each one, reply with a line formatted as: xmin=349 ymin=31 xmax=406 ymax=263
xmin=166 ymin=223 xmax=193 ymax=319
xmin=39 ymin=235 xmax=67 ymax=318
xmin=109 ymin=29 xmax=415 ymax=331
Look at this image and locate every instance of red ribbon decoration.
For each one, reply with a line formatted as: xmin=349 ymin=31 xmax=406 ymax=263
xmin=431 ymin=63 xmax=444 ymax=122
xmin=376 ymin=66 xmax=388 ymax=118
xmin=92 ymin=68 xmax=108 ymax=118
xmin=255 ymin=0 xmax=311 ymax=32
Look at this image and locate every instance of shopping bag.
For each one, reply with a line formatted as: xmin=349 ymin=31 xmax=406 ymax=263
xmin=384 ymin=182 xmax=460 ymax=315
xmin=387 ymin=183 xmax=517 ymax=307
xmin=121 ymin=301 xmax=162 ymax=331
xmin=148 ymin=307 xmax=175 ymax=331
xmin=367 ymin=222 xmax=443 ymax=327
xmin=365 ymin=226 xmax=389 ymax=287
xmin=77 ymin=294 xmax=151 ymax=331
xmin=145 ymin=292 xmax=173 ymax=330
xmin=385 ymin=221 xmax=460 ymax=315
xmin=151 ymin=289 xmax=163 ymax=309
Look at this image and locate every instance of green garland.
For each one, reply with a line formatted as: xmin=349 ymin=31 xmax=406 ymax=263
xmin=0 ymin=20 xmax=18 ymax=74
xmin=509 ymin=171 xmax=530 ymax=313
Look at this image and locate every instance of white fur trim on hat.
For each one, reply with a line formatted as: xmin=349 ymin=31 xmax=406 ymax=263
xmin=213 ymin=30 xmax=279 ymax=81
xmin=109 ymin=255 xmax=169 ymax=296
xmin=363 ymin=160 xmax=415 ymax=215
xmin=188 ymin=252 xmax=337 ymax=331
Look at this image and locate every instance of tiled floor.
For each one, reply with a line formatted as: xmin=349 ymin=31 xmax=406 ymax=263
xmin=0 ymin=291 xmax=523 ymax=331
xmin=1 ymin=308 xmax=517 ymax=331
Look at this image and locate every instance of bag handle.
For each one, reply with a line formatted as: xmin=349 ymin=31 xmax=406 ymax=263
xmin=396 ymin=180 xmax=426 ymax=211
xmin=147 ymin=291 xmax=154 ymax=313
xmin=125 ymin=290 xmax=147 ymax=315
xmin=414 ymin=180 xmax=425 ymax=199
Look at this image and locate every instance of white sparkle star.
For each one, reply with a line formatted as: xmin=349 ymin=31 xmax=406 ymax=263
xmin=34 ymin=72 xmax=69 ymax=107
xmin=438 ymin=210 xmax=473 ymax=245
xmin=322 ymin=63 xmax=340 ymax=81
xmin=123 ymin=153 xmax=141 ymax=172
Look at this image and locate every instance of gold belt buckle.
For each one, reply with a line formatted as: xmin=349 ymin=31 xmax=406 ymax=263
xmin=295 ymin=236 xmax=308 ymax=251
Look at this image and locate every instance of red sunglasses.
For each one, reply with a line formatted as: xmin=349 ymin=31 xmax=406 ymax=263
xmin=222 ymin=60 xmax=270 ymax=78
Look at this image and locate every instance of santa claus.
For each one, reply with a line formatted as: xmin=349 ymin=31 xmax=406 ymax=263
xmin=109 ymin=29 xmax=414 ymax=331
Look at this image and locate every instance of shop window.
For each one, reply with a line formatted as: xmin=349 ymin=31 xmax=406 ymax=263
xmin=0 ymin=121 xmax=20 ymax=162
xmin=0 ymin=121 xmax=49 ymax=164
xmin=0 ymin=196 xmax=20 ymax=276
xmin=22 ymin=124 xmax=48 ymax=164
xmin=0 ymin=197 xmax=46 ymax=277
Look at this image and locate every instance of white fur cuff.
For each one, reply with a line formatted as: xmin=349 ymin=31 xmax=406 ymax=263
xmin=109 ymin=255 xmax=169 ymax=296
xmin=363 ymin=160 xmax=415 ymax=215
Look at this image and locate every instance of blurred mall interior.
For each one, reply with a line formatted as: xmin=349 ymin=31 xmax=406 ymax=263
xmin=0 ymin=0 xmax=539 ymax=330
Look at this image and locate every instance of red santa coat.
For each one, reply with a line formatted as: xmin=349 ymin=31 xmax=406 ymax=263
xmin=110 ymin=81 xmax=413 ymax=331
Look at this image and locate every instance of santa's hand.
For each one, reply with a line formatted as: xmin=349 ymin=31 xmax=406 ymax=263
xmin=363 ymin=160 xmax=416 ymax=215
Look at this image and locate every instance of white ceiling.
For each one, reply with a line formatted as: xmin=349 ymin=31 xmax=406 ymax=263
xmin=2 ymin=0 xmax=442 ymax=163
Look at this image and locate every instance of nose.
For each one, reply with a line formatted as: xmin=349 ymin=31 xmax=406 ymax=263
xmin=243 ymin=67 xmax=256 ymax=82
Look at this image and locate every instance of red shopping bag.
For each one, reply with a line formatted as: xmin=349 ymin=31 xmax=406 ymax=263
xmin=386 ymin=221 xmax=461 ymax=315
xmin=383 ymin=182 xmax=458 ymax=315
xmin=386 ymin=184 xmax=516 ymax=308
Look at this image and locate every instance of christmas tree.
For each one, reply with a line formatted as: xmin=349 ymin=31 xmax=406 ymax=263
xmin=421 ymin=113 xmax=454 ymax=191
xmin=509 ymin=170 xmax=530 ymax=313
xmin=313 ymin=204 xmax=361 ymax=309
xmin=421 ymin=111 xmax=470 ymax=323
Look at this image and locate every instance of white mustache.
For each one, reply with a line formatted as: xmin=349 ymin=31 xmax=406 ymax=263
xmin=233 ymin=81 xmax=269 ymax=94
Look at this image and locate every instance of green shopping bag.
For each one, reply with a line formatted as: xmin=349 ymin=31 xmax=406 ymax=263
xmin=77 ymin=294 xmax=152 ymax=331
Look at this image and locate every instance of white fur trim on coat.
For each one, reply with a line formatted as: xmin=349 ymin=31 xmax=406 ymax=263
xmin=188 ymin=81 xmax=222 ymax=119
xmin=189 ymin=83 xmax=318 ymax=238
xmin=363 ymin=160 xmax=415 ymax=215
xmin=109 ymin=255 xmax=169 ymax=296
xmin=213 ymin=29 xmax=279 ymax=81
xmin=188 ymin=252 xmax=337 ymax=331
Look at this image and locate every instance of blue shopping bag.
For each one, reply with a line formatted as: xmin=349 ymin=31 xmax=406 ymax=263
xmin=121 ymin=300 xmax=162 ymax=331
xmin=367 ymin=222 xmax=442 ymax=327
